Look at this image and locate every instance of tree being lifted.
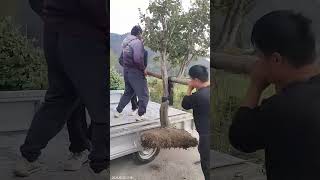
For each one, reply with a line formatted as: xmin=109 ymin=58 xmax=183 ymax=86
xmin=139 ymin=0 xmax=209 ymax=149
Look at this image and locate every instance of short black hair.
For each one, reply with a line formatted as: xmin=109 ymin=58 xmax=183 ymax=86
xmin=131 ymin=25 xmax=142 ymax=36
xmin=251 ymin=10 xmax=316 ymax=67
xmin=189 ymin=65 xmax=209 ymax=82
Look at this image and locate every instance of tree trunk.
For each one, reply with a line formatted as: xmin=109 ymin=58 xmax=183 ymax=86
xmin=177 ymin=61 xmax=188 ymax=78
xmin=177 ymin=54 xmax=195 ymax=78
xmin=216 ymin=0 xmax=240 ymax=49
xmin=211 ymin=52 xmax=257 ymax=74
xmin=159 ymin=52 xmax=169 ymax=127
xmin=224 ymin=14 xmax=243 ymax=49
xmin=224 ymin=0 xmax=244 ymax=49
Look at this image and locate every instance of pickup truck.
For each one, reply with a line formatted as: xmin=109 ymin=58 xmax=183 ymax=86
xmin=110 ymin=90 xmax=196 ymax=164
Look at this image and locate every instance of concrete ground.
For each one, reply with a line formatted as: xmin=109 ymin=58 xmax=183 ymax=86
xmin=0 ymin=128 xmax=265 ymax=180
xmin=110 ymin=148 xmax=204 ymax=180
xmin=0 ymin=129 xmax=205 ymax=180
xmin=0 ymin=130 xmax=100 ymax=180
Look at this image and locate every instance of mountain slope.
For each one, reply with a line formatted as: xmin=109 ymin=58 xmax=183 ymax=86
xmin=110 ymin=33 xmax=210 ymax=75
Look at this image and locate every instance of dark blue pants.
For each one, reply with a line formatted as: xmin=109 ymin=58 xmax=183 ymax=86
xmin=199 ymin=135 xmax=210 ymax=180
xmin=20 ymin=27 xmax=108 ymax=173
xmin=116 ymin=69 xmax=149 ymax=116
xmin=131 ymin=95 xmax=138 ymax=111
xmin=67 ymin=100 xmax=91 ymax=153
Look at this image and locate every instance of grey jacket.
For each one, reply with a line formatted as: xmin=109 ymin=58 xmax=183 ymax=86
xmin=121 ymin=35 xmax=145 ymax=72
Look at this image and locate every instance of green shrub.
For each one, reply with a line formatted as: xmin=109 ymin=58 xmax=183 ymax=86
xmin=147 ymin=77 xmax=188 ymax=110
xmin=110 ymin=67 xmax=124 ymax=90
xmin=212 ymin=70 xmax=274 ymax=163
xmin=0 ymin=17 xmax=47 ymax=90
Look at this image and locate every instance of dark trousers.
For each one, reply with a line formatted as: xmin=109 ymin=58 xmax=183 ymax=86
xmin=198 ymin=135 xmax=210 ymax=180
xmin=116 ymin=69 xmax=149 ymax=116
xmin=20 ymin=27 xmax=108 ymax=173
xmin=67 ymin=100 xmax=91 ymax=153
xmin=131 ymin=95 xmax=138 ymax=111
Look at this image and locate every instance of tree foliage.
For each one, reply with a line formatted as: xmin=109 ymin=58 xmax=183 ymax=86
xmin=139 ymin=0 xmax=210 ymax=126
xmin=0 ymin=17 xmax=47 ymax=90
xmin=139 ymin=0 xmax=209 ymax=77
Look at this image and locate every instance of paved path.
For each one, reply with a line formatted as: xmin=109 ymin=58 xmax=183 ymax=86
xmin=110 ymin=148 xmax=204 ymax=180
xmin=0 ymin=129 xmax=265 ymax=180
xmin=0 ymin=129 xmax=204 ymax=180
xmin=0 ymin=130 xmax=99 ymax=180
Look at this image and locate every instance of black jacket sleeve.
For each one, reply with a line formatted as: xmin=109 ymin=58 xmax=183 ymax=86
xmin=28 ymin=0 xmax=44 ymax=18
xmin=229 ymin=99 xmax=274 ymax=153
xmin=144 ymin=50 xmax=148 ymax=67
xmin=182 ymin=93 xmax=197 ymax=110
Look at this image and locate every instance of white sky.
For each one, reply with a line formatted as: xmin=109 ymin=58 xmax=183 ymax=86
xmin=110 ymin=0 xmax=192 ymax=34
xmin=110 ymin=0 xmax=210 ymax=60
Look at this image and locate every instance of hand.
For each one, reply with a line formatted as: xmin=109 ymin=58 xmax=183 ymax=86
xmin=187 ymin=81 xmax=195 ymax=96
xmin=250 ymin=60 xmax=270 ymax=93
xmin=144 ymin=69 xmax=148 ymax=76
xmin=241 ymin=60 xmax=270 ymax=108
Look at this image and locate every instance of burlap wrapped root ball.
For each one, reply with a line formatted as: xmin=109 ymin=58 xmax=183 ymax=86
xmin=141 ymin=128 xmax=198 ymax=149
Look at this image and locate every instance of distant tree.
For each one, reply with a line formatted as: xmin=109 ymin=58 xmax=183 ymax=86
xmin=110 ymin=49 xmax=120 ymax=70
xmin=174 ymin=0 xmax=210 ymax=77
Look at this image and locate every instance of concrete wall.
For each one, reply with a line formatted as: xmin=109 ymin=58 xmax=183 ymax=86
xmin=0 ymin=91 xmax=45 ymax=132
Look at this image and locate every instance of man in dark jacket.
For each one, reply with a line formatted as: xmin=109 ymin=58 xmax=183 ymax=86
xmin=114 ymin=25 xmax=149 ymax=121
xmin=118 ymin=48 xmax=149 ymax=116
xmin=182 ymin=65 xmax=210 ymax=180
xmin=229 ymin=10 xmax=320 ymax=180
xmin=14 ymin=0 xmax=108 ymax=178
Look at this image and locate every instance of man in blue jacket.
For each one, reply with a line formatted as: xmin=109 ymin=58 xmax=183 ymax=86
xmin=114 ymin=26 xmax=149 ymax=121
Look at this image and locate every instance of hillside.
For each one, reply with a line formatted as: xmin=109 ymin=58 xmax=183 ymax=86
xmin=110 ymin=33 xmax=210 ymax=76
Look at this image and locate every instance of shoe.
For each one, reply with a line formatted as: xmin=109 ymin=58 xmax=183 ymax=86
xmin=13 ymin=156 xmax=42 ymax=177
xmin=136 ymin=114 xmax=147 ymax=121
xmin=129 ymin=109 xmax=138 ymax=116
xmin=64 ymin=150 xmax=89 ymax=171
xmin=98 ymin=169 xmax=110 ymax=179
xmin=114 ymin=110 xmax=123 ymax=118
xmin=88 ymin=167 xmax=110 ymax=180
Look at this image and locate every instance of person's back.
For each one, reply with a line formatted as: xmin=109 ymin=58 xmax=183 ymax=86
xmin=121 ymin=34 xmax=145 ymax=72
xmin=29 ymin=0 xmax=107 ymax=38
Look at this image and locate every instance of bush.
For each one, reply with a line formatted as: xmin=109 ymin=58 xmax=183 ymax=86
xmin=148 ymin=77 xmax=188 ymax=110
xmin=0 ymin=17 xmax=47 ymax=90
xmin=212 ymin=70 xmax=274 ymax=162
xmin=110 ymin=67 xmax=124 ymax=90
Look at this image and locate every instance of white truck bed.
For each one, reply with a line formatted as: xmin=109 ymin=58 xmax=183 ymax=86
xmin=110 ymin=90 xmax=195 ymax=160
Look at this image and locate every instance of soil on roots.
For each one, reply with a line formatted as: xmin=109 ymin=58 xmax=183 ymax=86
xmin=141 ymin=128 xmax=198 ymax=149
